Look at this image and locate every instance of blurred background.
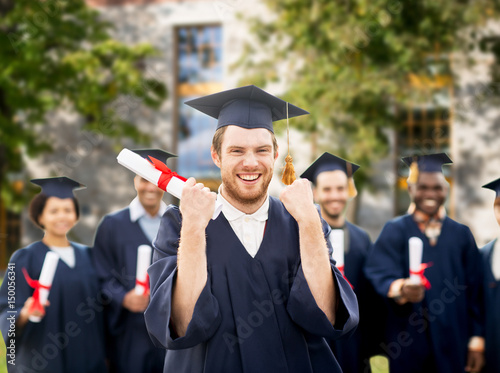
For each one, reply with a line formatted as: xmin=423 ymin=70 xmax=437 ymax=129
xmin=2 ymin=0 xmax=500 ymax=287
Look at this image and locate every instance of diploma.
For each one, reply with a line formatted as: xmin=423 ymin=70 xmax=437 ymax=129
xmin=135 ymin=245 xmax=152 ymax=296
xmin=330 ymin=229 xmax=345 ymax=273
xmin=22 ymin=251 xmax=59 ymax=323
xmin=408 ymin=237 xmax=423 ymax=284
xmin=117 ymin=148 xmax=222 ymax=220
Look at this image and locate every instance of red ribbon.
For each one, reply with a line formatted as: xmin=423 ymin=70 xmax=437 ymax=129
xmin=147 ymin=156 xmax=187 ymax=191
xmin=409 ymin=262 xmax=433 ymax=290
xmin=337 ymin=265 xmax=354 ymax=289
xmin=22 ymin=268 xmax=51 ymax=316
xmin=136 ymin=274 xmax=150 ymax=296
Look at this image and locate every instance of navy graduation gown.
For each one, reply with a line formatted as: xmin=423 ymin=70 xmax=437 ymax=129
xmin=481 ymin=240 xmax=500 ymax=373
xmin=329 ymin=222 xmax=385 ymax=373
xmin=92 ymin=207 xmax=165 ymax=373
xmin=0 ymin=241 xmax=107 ymax=373
xmin=365 ymin=214 xmax=484 ymax=373
xmin=145 ymin=196 xmax=359 ymax=373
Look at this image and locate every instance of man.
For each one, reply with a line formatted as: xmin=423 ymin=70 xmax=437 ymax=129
xmin=93 ymin=149 xmax=175 ymax=373
xmin=301 ymin=152 xmax=384 ymax=373
xmin=480 ymin=178 xmax=500 ymax=373
xmin=144 ymin=85 xmax=359 ymax=372
xmin=365 ymin=153 xmax=484 ymax=373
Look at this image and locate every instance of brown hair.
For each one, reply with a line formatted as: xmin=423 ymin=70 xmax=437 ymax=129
xmin=212 ymin=126 xmax=278 ymax=158
xmin=29 ymin=194 xmax=80 ymax=229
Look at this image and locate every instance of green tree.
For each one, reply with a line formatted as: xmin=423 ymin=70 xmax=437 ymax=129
xmin=0 ymin=0 xmax=167 ymax=209
xmin=236 ymin=0 xmax=499 ymax=185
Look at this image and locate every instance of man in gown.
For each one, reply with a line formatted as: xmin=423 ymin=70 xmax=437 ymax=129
xmin=144 ymin=85 xmax=359 ymax=373
xmin=301 ymin=152 xmax=385 ymax=373
xmin=365 ymin=153 xmax=484 ymax=373
xmin=480 ymin=178 xmax=500 ymax=373
xmin=92 ymin=149 xmax=175 ymax=373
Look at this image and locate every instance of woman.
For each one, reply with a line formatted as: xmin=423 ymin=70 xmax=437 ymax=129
xmin=0 ymin=177 xmax=108 ymax=373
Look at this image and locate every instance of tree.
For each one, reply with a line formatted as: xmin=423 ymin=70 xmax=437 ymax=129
xmin=235 ymin=0 xmax=500 ymax=186
xmin=0 ymin=0 xmax=167 ymax=209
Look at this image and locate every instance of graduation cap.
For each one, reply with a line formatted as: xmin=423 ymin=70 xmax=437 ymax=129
xmin=184 ymin=85 xmax=309 ymax=133
xmin=132 ymin=149 xmax=177 ymax=164
xmin=31 ymin=177 xmax=85 ymax=199
xmin=482 ymin=178 xmax=500 ymax=198
xmin=401 ymin=153 xmax=452 ymax=184
xmin=301 ymin=152 xmax=360 ymax=198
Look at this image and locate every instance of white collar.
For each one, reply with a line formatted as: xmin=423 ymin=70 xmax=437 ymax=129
xmin=129 ymin=197 xmax=167 ymax=222
xmin=217 ymin=185 xmax=269 ymax=222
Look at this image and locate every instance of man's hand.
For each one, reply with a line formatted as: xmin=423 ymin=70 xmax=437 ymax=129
xmin=122 ymin=289 xmax=150 ymax=313
xmin=180 ymin=177 xmax=216 ymax=229
xmin=401 ymin=279 xmax=426 ymax=303
xmin=17 ymin=296 xmax=50 ymax=327
xmin=465 ymin=350 xmax=484 ymax=373
xmin=279 ymin=179 xmax=317 ymax=224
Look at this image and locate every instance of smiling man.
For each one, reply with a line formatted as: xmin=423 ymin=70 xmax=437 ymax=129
xmin=365 ymin=153 xmax=485 ymax=373
xmin=144 ymin=85 xmax=359 ymax=373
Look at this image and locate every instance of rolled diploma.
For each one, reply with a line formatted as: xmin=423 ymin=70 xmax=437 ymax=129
xmin=330 ymin=229 xmax=345 ymax=272
xmin=117 ymin=148 xmax=222 ymax=219
xmin=30 ymin=251 xmax=59 ymax=323
xmin=408 ymin=237 xmax=423 ymax=284
xmin=135 ymin=245 xmax=152 ymax=295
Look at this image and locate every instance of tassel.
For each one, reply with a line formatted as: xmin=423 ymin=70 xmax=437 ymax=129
xmin=282 ymin=155 xmax=296 ymax=185
xmin=281 ymin=102 xmax=296 ymax=185
xmin=348 ymin=177 xmax=357 ymax=198
xmin=408 ymin=160 xmax=419 ymax=184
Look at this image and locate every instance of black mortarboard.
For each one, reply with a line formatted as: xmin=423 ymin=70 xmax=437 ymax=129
xmin=300 ymin=152 xmax=360 ymax=184
xmin=482 ymin=178 xmax=500 ymax=198
xmin=401 ymin=153 xmax=452 ymax=173
xmin=132 ymin=149 xmax=177 ymax=164
xmin=31 ymin=177 xmax=84 ymax=198
xmin=184 ymin=85 xmax=309 ymax=133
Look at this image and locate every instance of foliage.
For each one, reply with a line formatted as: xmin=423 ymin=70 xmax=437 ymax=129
xmin=0 ymin=0 xmax=167 ymax=209
xmin=236 ymin=0 xmax=500 ymax=185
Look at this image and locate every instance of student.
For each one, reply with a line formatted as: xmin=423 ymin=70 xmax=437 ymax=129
xmin=365 ymin=154 xmax=484 ymax=373
xmin=144 ymin=85 xmax=359 ymax=372
xmin=0 ymin=177 xmax=107 ymax=373
xmin=92 ymin=149 xmax=175 ymax=373
xmin=301 ymin=152 xmax=385 ymax=372
xmin=479 ymin=178 xmax=500 ymax=373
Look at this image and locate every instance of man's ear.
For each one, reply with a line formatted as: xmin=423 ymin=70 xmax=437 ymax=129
xmin=275 ymin=145 xmax=279 ymax=161
xmin=211 ymin=146 xmax=221 ymax=169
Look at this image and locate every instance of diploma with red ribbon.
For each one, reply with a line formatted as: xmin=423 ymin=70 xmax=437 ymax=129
xmin=117 ymin=148 xmax=222 ymax=220
xmin=329 ymin=229 xmax=353 ymax=289
xmin=408 ymin=237 xmax=432 ymax=289
xmin=135 ymin=245 xmax=152 ymax=296
xmin=22 ymin=251 xmax=59 ymax=322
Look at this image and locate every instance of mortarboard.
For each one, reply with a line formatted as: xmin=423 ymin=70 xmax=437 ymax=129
xmin=482 ymin=178 xmax=500 ymax=198
xmin=184 ymin=85 xmax=309 ymax=133
xmin=31 ymin=177 xmax=85 ymax=198
xmin=401 ymin=153 xmax=452 ymax=184
xmin=132 ymin=149 xmax=177 ymax=164
xmin=301 ymin=152 xmax=360 ymax=198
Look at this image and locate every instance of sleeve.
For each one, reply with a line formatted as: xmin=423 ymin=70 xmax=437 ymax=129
xmin=286 ymin=215 xmax=359 ymax=340
xmin=462 ymin=227 xmax=484 ymax=338
xmin=0 ymin=249 xmax=33 ymax=344
xmin=364 ymin=220 xmax=406 ymax=298
xmin=92 ymin=216 xmax=129 ymax=335
xmin=144 ymin=206 xmax=221 ymax=350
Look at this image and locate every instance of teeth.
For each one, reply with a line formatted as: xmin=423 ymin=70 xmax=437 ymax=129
xmin=423 ymin=200 xmax=436 ymax=206
xmin=240 ymin=174 xmax=259 ymax=181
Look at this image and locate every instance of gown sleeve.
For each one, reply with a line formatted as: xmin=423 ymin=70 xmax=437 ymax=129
xmin=144 ymin=206 xmax=222 ymax=350
xmin=286 ymin=214 xmax=359 ymax=340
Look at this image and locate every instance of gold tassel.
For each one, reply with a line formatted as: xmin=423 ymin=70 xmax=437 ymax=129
xmin=346 ymin=162 xmax=357 ymax=198
xmin=281 ymin=102 xmax=296 ymax=185
xmin=408 ymin=160 xmax=419 ymax=184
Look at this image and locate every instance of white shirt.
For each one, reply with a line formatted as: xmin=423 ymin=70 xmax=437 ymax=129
xmin=129 ymin=197 xmax=167 ymax=242
xmin=493 ymin=238 xmax=500 ymax=281
xmin=217 ymin=187 xmax=269 ymax=258
xmin=50 ymin=246 xmax=75 ymax=268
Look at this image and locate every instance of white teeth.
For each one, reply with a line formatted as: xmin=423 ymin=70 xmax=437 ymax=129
xmin=240 ymin=174 xmax=259 ymax=181
xmin=423 ymin=200 xmax=436 ymax=206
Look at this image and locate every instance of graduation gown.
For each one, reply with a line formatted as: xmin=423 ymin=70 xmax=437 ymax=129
xmin=481 ymin=240 xmax=500 ymax=373
xmin=92 ymin=207 xmax=165 ymax=373
xmin=329 ymin=222 xmax=385 ymax=373
xmin=365 ymin=215 xmax=483 ymax=373
xmin=145 ymin=196 xmax=359 ymax=373
xmin=0 ymin=241 xmax=107 ymax=373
